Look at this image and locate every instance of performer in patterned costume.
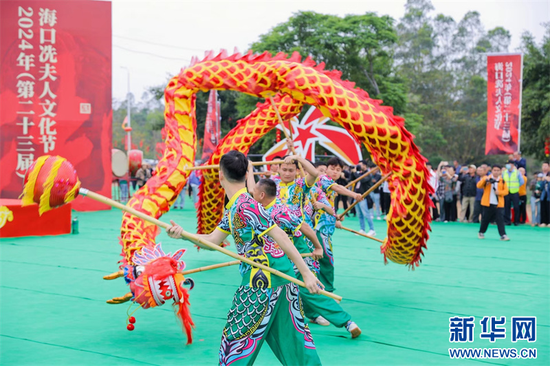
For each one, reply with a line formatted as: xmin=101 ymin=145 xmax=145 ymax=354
xmin=270 ymin=155 xmax=319 ymax=219
xmin=167 ymin=151 xmax=322 ymax=366
xmin=252 ymin=178 xmax=361 ymax=338
xmin=311 ymin=157 xmax=362 ymax=294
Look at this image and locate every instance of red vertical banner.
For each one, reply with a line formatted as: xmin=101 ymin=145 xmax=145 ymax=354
xmin=486 ymin=54 xmax=523 ymax=155
xmin=0 ymin=1 xmax=112 ymax=211
xmin=201 ymin=90 xmax=221 ymax=161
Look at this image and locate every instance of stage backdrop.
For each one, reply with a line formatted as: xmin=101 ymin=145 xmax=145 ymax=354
xmin=486 ymin=54 xmax=523 ymax=155
xmin=0 ymin=0 xmax=112 ymax=211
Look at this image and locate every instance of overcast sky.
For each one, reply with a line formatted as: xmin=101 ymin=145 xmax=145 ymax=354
xmin=111 ymin=0 xmax=549 ymax=102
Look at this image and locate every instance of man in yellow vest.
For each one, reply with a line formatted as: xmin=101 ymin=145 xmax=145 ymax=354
xmin=502 ymin=160 xmax=525 ymax=226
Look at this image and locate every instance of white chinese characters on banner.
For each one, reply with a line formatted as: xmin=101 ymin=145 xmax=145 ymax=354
xmin=502 ymin=62 xmax=513 ymax=142
xmin=494 ymin=62 xmax=503 ymax=132
xmin=15 ymin=6 xmax=36 ymax=177
xmin=15 ymin=6 xmax=58 ymax=178
xmin=38 ymin=8 xmax=58 ymax=155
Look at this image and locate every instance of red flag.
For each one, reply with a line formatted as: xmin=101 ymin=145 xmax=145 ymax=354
xmin=486 ymin=54 xmax=523 ymax=155
xmin=201 ymin=90 xmax=221 ymax=160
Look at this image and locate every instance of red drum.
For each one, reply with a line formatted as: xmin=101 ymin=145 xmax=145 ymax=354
xmin=128 ymin=150 xmax=143 ymax=177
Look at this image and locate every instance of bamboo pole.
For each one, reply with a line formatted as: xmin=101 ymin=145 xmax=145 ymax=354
xmin=268 ymin=96 xmax=317 ymax=206
xmin=184 ymin=160 xmax=283 ymax=171
xmin=338 ymin=173 xmax=391 ymax=219
xmin=79 ymin=188 xmax=341 ymax=302
xmin=181 ymin=253 xmax=312 ymax=276
xmin=181 ymin=260 xmax=240 ymax=275
xmin=338 ymin=226 xmax=385 ymax=243
xmin=269 ymin=97 xmax=307 ymax=178
xmin=253 ymin=171 xmax=274 ymax=176
xmin=345 ymin=167 xmax=380 ymax=188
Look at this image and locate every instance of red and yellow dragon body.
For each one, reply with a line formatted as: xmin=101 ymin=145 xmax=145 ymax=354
xmin=113 ymin=50 xmax=432 ymax=337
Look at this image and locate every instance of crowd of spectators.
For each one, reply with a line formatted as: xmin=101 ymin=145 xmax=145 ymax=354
xmin=424 ymin=151 xmax=550 ymax=239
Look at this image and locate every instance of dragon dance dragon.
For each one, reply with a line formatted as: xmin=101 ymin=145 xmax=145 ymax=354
xmin=106 ymin=50 xmax=433 ymax=340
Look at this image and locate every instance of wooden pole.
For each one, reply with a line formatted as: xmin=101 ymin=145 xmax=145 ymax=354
xmin=339 ymin=226 xmax=385 ymax=243
xmin=345 ymin=167 xmax=380 ymax=188
xmin=181 ymin=260 xmax=240 ymax=275
xmin=181 ymin=253 xmax=312 ymax=276
xmin=268 ymin=96 xmax=317 ymax=205
xmin=338 ymin=173 xmax=391 ymax=219
xmin=184 ymin=160 xmax=283 ymax=171
xmin=79 ymin=188 xmax=341 ymax=302
xmin=253 ymin=171 xmax=273 ymax=176
xmin=269 ymin=97 xmax=307 ymax=178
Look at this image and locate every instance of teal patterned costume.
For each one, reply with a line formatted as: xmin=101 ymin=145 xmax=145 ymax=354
xmin=306 ymin=175 xmax=337 ymax=292
xmin=216 ymin=188 xmax=321 ymax=366
xmin=272 ymin=179 xmax=351 ymax=329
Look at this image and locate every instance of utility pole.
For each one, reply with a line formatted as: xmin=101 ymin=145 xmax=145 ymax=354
xmin=121 ymin=66 xmax=131 ymax=156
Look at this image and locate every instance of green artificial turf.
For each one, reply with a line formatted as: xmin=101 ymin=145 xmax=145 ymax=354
xmin=1 ymin=206 xmax=548 ymax=365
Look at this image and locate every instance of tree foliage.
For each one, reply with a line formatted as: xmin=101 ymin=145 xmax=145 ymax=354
xmin=520 ymin=24 xmax=550 ymax=161
xmin=112 ymin=1 xmax=547 ymax=166
xmin=250 ymin=11 xmax=407 ymax=114
xmin=396 ymin=0 xmax=511 ymax=164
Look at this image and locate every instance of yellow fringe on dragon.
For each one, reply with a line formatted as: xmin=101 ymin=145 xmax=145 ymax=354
xmin=112 ymin=49 xmax=433 ymax=339
xmin=197 ymin=93 xmax=303 ymax=234
xmin=186 ymin=50 xmax=433 ymax=267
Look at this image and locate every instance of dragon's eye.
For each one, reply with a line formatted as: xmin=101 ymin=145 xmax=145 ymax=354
xmin=165 ymin=290 xmax=172 ymax=297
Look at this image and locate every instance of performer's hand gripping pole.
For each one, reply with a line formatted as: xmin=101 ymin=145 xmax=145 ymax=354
xmin=80 ymin=188 xmax=342 ymax=302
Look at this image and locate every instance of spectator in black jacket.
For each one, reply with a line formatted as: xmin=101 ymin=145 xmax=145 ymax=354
xmin=334 ymin=164 xmax=350 ymax=214
xmin=512 ymin=151 xmax=527 ymax=171
xmin=459 ymin=165 xmax=478 ymax=222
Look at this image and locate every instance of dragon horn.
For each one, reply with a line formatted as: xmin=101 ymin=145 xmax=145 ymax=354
xmin=103 ymin=270 xmax=124 ymax=280
xmin=106 ymin=292 xmax=133 ymax=304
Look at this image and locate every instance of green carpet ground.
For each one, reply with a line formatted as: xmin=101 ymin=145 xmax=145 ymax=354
xmin=1 ymin=206 xmax=549 ymax=365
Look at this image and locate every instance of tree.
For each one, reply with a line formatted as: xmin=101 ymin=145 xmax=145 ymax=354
xmin=395 ymin=0 xmax=512 ymax=164
xmin=520 ymin=24 xmax=550 ymax=161
xmin=250 ymin=11 xmax=408 ymax=115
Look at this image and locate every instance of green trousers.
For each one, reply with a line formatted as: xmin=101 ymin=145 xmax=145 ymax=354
xmin=293 ymin=234 xmax=350 ymax=327
xmin=219 ymin=283 xmax=322 ymax=366
xmin=296 ymin=271 xmax=351 ymax=328
xmin=317 ymin=231 xmax=335 ymax=292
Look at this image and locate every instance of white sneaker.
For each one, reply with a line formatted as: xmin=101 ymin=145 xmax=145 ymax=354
xmin=377 ymin=216 xmax=381 ymax=220
xmin=346 ymin=321 xmax=362 ymax=338
xmin=356 ymin=230 xmax=367 ymax=236
xmin=367 ymin=230 xmax=376 ymax=237
xmin=310 ymin=316 xmax=330 ymax=326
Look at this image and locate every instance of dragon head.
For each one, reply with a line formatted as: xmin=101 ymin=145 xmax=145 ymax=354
xmin=103 ymin=243 xmax=195 ymax=343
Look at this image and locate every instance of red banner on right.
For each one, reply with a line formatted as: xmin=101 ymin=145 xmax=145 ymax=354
xmin=486 ymin=54 xmax=523 ymax=155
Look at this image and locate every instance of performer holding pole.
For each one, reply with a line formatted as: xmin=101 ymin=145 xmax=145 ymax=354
xmin=249 ymin=173 xmax=362 ymax=338
xmin=167 ymin=151 xmax=323 ymax=365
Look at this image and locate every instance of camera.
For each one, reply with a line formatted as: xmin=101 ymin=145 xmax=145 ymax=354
xmin=488 ymin=178 xmax=496 ymax=184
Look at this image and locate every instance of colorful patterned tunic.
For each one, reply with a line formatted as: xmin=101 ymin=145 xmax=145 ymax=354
xmin=216 ymin=188 xmax=295 ymax=288
xmin=271 ymin=175 xmax=313 ymax=219
xmin=216 ymin=190 xmax=320 ymax=366
xmin=305 ymin=175 xmax=337 ymax=236
xmin=264 ymin=199 xmax=319 ymax=275
xmin=264 ymin=199 xmax=303 ymax=239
